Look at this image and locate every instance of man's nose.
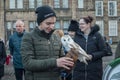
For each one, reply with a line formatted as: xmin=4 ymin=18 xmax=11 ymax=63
xmin=50 ymin=24 xmax=55 ymax=29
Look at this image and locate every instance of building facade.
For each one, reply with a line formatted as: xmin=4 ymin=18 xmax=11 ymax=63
xmin=0 ymin=0 xmax=120 ymax=43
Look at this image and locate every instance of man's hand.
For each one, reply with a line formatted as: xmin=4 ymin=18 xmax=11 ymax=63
xmin=56 ymin=57 xmax=74 ymax=70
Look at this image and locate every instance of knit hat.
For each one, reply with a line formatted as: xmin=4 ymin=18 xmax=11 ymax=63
xmin=68 ymin=20 xmax=79 ymax=31
xmin=35 ymin=5 xmax=56 ymax=26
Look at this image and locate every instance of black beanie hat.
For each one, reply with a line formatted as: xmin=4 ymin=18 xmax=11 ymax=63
xmin=35 ymin=5 xmax=56 ymax=26
xmin=68 ymin=19 xmax=79 ymax=31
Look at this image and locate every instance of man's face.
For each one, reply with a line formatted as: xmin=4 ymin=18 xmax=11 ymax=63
xmin=16 ymin=21 xmax=25 ymax=33
xmin=39 ymin=17 xmax=56 ymax=33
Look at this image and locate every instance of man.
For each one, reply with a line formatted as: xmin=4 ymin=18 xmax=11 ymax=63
xmin=9 ymin=20 xmax=25 ymax=80
xmin=0 ymin=39 xmax=6 ymax=80
xmin=21 ymin=5 xmax=74 ymax=80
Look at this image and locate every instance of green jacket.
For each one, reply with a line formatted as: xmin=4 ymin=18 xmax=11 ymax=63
xmin=21 ymin=27 xmax=64 ymax=80
xmin=115 ymin=41 xmax=120 ymax=59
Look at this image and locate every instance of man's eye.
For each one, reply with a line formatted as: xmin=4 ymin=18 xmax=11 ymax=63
xmin=46 ymin=22 xmax=54 ymax=25
xmin=46 ymin=23 xmax=51 ymax=25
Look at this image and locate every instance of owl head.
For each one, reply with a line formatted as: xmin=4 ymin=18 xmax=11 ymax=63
xmin=61 ymin=35 xmax=74 ymax=51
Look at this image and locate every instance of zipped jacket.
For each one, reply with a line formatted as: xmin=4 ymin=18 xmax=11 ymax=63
xmin=9 ymin=31 xmax=25 ymax=69
xmin=73 ymin=25 xmax=107 ymax=80
xmin=21 ymin=27 xmax=64 ymax=80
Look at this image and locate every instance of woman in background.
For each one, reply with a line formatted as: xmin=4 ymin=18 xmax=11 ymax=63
xmin=72 ymin=16 xmax=107 ymax=80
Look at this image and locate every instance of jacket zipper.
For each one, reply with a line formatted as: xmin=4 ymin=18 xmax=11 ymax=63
xmin=48 ymin=40 xmax=51 ymax=57
xmin=85 ymin=38 xmax=88 ymax=80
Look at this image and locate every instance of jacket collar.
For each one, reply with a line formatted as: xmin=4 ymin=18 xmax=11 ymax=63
xmin=34 ymin=27 xmax=55 ymax=39
xmin=16 ymin=30 xmax=25 ymax=37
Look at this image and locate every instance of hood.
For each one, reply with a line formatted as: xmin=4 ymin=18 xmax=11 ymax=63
xmin=90 ymin=24 xmax=100 ymax=34
xmin=76 ymin=24 xmax=100 ymax=36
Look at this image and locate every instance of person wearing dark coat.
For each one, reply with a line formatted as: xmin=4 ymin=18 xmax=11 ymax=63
xmin=72 ymin=16 xmax=107 ymax=80
xmin=0 ymin=40 xmax=6 ymax=80
xmin=21 ymin=5 xmax=74 ymax=80
xmin=9 ymin=20 xmax=25 ymax=80
xmin=61 ymin=19 xmax=79 ymax=80
xmin=68 ymin=19 xmax=79 ymax=38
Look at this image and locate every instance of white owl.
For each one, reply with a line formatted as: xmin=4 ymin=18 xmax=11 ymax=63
xmin=54 ymin=30 xmax=91 ymax=64
xmin=61 ymin=35 xmax=91 ymax=64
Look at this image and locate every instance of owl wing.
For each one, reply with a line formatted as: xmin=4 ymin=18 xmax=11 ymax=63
xmin=70 ymin=42 xmax=91 ymax=64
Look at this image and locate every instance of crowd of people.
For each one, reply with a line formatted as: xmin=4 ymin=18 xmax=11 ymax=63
xmin=0 ymin=5 xmax=120 ymax=80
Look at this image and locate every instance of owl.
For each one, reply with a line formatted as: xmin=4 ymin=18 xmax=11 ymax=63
xmin=54 ymin=30 xmax=91 ymax=64
xmin=61 ymin=35 xmax=91 ymax=64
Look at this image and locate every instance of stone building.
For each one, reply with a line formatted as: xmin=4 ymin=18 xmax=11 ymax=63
xmin=0 ymin=0 xmax=120 ymax=43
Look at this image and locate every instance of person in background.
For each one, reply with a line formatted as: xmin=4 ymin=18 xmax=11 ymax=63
xmin=68 ymin=19 xmax=79 ymax=38
xmin=61 ymin=19 xmax=79 ymax=80
xmin=72 ymin=16 xmax=107 ymax=80
xmin=21 ymin=5 xmax=74 ymax=80
xmin=115 ymin=41 xmax=120 ymax=59
xmin=0 ymin=39 xmax=6 ymax=80
xmin=9 ymin=20 xmax=25 ymax=80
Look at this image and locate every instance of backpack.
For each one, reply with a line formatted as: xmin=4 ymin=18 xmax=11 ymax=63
xmin=105 ymin=41 xmax=113 ymax=56
xmin=94 ymin=33 xmax=113 ymax=56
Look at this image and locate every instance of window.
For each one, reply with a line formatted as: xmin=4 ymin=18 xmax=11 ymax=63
xmin=54 ymin=0 xmax=60 ymax=8
xmin=108 ymin=1 xmax=117 ymax=16
xmin=55 ymin=21 xmax=61 ymax=29
xmin=96 ymin=21 xmax=104 ymax=36
xmin=6 ymin=21 xmax=16 ymax=40
xmin=9 ymin=0 xmax=23 ymax=9
xmin=95 ymin=1 xmax=103 ymax=16
xmin=109 ymin=20 xmax=118 ymax=36
xmin=29 ymin=0 xmax=35 ymax=8
xmin=9 ymin=0 xmax=15 ymax=9
xmin=54 ymin=0 xmax=68 ymax=8
xmin=78 ymin=0 xmax=84 ymax=8
xmin=63 ymin=20 xmax=69 ymax=33
xmin=29 ymin=21 xmax=37 ymax=31
xmin=37 ymin=0 xmax=42 ymax=7
xmin=6 ymin=22 xmax=12 ymax=40
xmin=13 ymin=22 xmax=16 ymax=33
xmin=62 ymin=0 xmax=68 ymax=8
xmin=29 ymin=0 xmax=43 ymax=8
xmin=17 ymin=0 xmax=23 ymax=8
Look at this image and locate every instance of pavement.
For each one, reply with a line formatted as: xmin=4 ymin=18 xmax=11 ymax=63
xmin=1 ymin=44 xmax=117 ymax=80
xmin=2 ymin=62 xmax=15 ymax=80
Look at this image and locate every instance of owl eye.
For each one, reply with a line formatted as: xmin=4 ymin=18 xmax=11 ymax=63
xmin=64 ymin=39 xmax=66 ymax=41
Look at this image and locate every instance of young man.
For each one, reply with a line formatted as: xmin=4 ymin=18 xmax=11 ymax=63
xmin=9 ymin=20 xmax=25 ymax=80
xmin=21 ymin=5 xmax=74 ymax=80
